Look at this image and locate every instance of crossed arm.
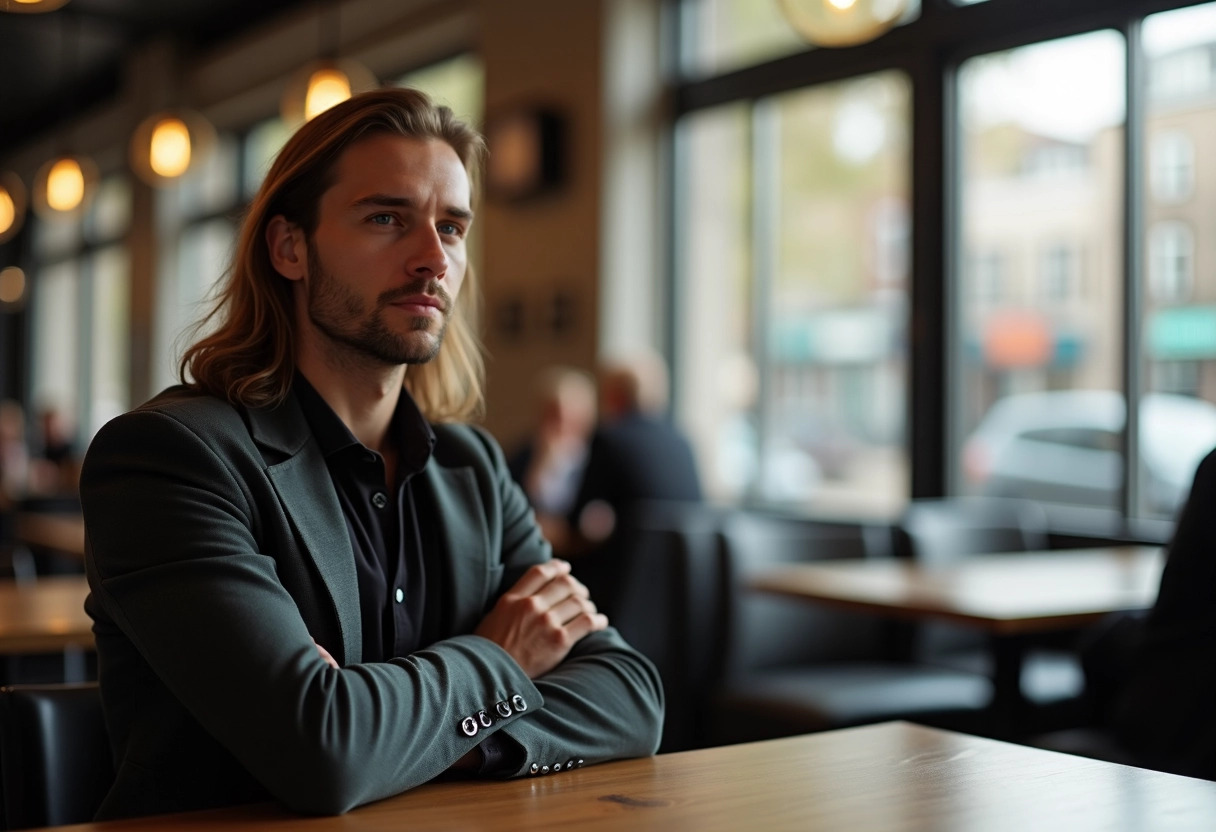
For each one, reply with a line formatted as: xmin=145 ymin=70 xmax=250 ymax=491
xmin=82 ymin=405 xmax=664 ymax=816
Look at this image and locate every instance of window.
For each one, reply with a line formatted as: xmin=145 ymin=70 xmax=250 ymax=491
xmin=1039 ymin=244 xmax=1079 ymax=303
xmin=676 ymin=72 xmax=910 ymax=518
xmin=679 ymin=0 xmax=920 ymax=80
xmin=675 ymin=0 xmax=1216 ymax=528
xmin=1139 ymin=3 xmax=1216 ymax=517
xmin=1147 ymin=221 xmax=1194 ymax=304
xmin=955 ymin=32 xmax=1125 ymax=510
xmin=395 ymin=53 xmax=485 ymax=127
xmin=1150 ymin=131 xmax=1195 ymax=203
xmin=28 ymin=173 xmax=131 ymax=448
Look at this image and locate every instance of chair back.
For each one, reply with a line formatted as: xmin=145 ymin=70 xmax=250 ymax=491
xmin=578 ymin=500 xmax=727 ymax=752
xmin=0 ymin=682 xmax=113 ymax=830
xmin=899 ymin=497 xmax=1050 ymax=662
xmin=718 ymin=512 xmax=885 ymax=676
xmin=899 ymin=497 xmax=1049 ymax=564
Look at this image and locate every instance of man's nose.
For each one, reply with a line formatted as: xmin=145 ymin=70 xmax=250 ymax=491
xmin=406 ymin=226 xmax=448 ymax=277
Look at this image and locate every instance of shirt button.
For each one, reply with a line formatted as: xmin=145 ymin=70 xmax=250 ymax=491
xmin=372 ymin=491 xmax=388 ymax=509
xmin=394 ymin=587 xmax=404 ymax=604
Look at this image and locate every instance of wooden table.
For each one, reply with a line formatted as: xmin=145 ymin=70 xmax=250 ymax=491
xmin=15 ymin=511 xmax=87 ymax=560
xmin=34 ymin=721 xmax=1216 ymax=831
xmin=0 ymin=574 xmax=93 ymax=681
xmin=750 ymin=547 xmax=1164 ymax=733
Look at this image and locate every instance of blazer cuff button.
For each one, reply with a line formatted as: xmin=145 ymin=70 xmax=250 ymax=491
xmin=510 ymin=693 xmax=527 ymax=712
xmin=460 ymin=716 xmax=479 ymax=737
xmin=478 ymin=709 xmax=493 ymax=728
xmin=495 ymin=700 xmax=513 ymax=719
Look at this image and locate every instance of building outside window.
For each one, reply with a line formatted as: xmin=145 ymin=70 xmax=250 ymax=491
xmin=675 ymin=0 xmax=1216 ymax=526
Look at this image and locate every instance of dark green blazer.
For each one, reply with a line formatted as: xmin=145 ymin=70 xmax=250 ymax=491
xmin=81 ymin=386 xmax=664 ymax=820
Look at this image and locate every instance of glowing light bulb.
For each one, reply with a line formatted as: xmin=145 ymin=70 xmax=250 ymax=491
xmin=779 ymin=0 xmax=908 ymax=48
xmin=149 ymin=117 xmax=192 ymax=178
xmin=46 ymin=158 xmax=84 ymax=212
xmin=304 ymin=68 xmax=352 ymax=121
xmin=0 ymin=189 xmax=13 ymax=236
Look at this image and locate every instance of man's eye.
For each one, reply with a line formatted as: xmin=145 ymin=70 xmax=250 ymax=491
xmin=369 ymin=213 xmax=395 ymax=225
xmin=438 ymin=222 xmax=463 ymax=236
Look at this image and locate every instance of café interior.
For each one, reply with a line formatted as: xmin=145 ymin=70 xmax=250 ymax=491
xmin=1 ymin=0 xmax=1215 ymax=829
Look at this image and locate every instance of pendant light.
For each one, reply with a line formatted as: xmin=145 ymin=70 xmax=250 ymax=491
xmin=33 ymin=9 xmax=98 ymax=218
xmin=281 ymin=0 xmax=376 ymax=125
xmin=1 ymin=0 xmax=71 ymax=13
xmin=777 ymin=0 xmax=909 ymax=48
xmin=129 ymin=108 xmax=216 ymax=186
xmin=0 ymin=173 xmax=26 ymax=244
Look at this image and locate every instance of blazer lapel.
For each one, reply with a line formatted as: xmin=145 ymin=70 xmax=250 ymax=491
xmin=421 ymin=462 xmax=494 ymax=635
xmin=248 ymin=397 xmax=362 ymax=666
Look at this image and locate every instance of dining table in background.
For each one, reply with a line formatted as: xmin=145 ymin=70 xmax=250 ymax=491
xmin=26 ymin=720 xmax=1216 ymax=832
xmin=15 ymin=511 xmax=87 ymax=561
xmin=749 ymin=546 xmax=1164 ymax=735
xmin=0 ymin=574 xmax=93 ymax=682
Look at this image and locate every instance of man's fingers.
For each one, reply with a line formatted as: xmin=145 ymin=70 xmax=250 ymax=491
xmin=313 ymin=639 xmax=339 ymax=669
xmin=508 ymin=559 xmax=571 ymax=598
xmin=532 ymin=572 xmax=590 ymax=611
xmin=549 ymin=594 xmax=598 ymax=627
xmin=561 ymin=612 xmax=609 ymax=644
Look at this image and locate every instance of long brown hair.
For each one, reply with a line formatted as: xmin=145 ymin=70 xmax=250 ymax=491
xmin=180 ymin=88 xmax=487 ymax=422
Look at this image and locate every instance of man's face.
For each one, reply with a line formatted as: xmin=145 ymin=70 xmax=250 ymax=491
xmin=300 ymin=133 xmax=473 ymax=366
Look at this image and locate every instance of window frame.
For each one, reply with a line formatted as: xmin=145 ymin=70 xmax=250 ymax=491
xmin=669 ymin=0 xmax=1210 ymax=533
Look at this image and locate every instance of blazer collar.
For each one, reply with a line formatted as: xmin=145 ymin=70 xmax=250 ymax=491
xmin=248 ymin=393 xmax=362 ymax=665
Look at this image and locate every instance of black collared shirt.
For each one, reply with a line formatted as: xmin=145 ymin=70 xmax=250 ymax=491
xmin=293 ymin=375 xmax=517 ymax=775
xmin=294 ymin=374 xmax=437 ymax=663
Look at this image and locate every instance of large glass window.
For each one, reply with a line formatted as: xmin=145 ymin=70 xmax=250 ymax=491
xmin=677 ymin=72 xmax=910 ymax=519
xmin=955 ymin=32 xmax=1126 ymax=513
xmin=1139 ymin=3 xmax=1216 ymax=517
xmin=28 ymin=173 xmax=131 ymax=451
xmin=676 ymin=0 xmax=1216 ymax=531
xmin=680 ymin=0 xmax=921 ymax=80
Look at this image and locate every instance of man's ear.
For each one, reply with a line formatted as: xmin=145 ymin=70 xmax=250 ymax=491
xmin=266 ymin=215 xmax=307 ymax=281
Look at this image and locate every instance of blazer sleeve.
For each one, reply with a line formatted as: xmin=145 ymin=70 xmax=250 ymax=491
xmin=463 ymin=426 xmax=665 ymax=775
xmin=83 ymin=407 xmax=544 ymax=816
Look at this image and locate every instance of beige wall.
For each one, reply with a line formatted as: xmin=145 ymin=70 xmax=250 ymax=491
xmin=6 ymin=0 xmax=667 ymax=448
xmin=476 ymin=0 xmax=606 ymax=447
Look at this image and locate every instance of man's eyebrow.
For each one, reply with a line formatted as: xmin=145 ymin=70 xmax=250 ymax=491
xmin=351 ymin=194 xmax=474 ymax=220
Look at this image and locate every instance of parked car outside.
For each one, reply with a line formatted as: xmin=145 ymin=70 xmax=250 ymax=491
xmin=962 ymin=390 xmax=1216 ymax=515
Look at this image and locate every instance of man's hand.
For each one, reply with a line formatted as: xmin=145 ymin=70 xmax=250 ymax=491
xmin=313 ymin=639 xmax=339 ymax=668
xmin=474 ymin=559 xmax=608 ymax=678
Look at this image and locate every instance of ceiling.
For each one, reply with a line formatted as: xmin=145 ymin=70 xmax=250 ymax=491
xmin=0 ymin=0 xmax=309 ymax=159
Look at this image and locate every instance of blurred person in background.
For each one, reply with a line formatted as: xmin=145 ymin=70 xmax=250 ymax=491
xmin=28 ymin=403 xmax=80 ymax=497
xmin=508 ymin=366 xmax=597 ymax=553
xmin=569 ymin=350 xmax=703 ymax=546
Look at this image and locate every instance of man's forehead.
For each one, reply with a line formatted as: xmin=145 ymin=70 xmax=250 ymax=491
xmin=329 ymin=133 xmax=471 ymax=205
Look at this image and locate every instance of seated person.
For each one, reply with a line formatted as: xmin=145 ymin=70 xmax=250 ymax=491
xmin=569 ymin=350 xmax=703 ymax=545
xmin=507 ymin=366 xmax=597 ymax=552
xmin=81 ymin=89 xmax=663 ymax=821
xmin=1105 ymin=446 xmax=1216 ymax=780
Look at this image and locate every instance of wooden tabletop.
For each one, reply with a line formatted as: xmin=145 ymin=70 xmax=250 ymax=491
xmin=0 ymin=574 xmax=93 ymax=653
xmin=37 ymin=721 xmax=1216 ymax=832
xmin=15 ymin=511 xmax=87 ymax=559
xmin=750 ymin=546 xmax=1164 ymax=636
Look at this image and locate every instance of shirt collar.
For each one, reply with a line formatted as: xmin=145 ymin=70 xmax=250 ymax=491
xmin=293 ymin=373 xmax=436 ymax=476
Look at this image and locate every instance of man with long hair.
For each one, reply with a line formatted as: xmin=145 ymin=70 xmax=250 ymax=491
xmin=80 ymin=89 xmax=663 ymax=820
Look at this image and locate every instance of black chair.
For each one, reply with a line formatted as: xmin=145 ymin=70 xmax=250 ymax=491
xmin=707 ymin=512 xmax=992 ymax=746
xmin=586 ymin=501 xmax=728 ymax=753
xmin=0 ymin=682 xmax=113 ymax=830
xmin=898 ymin=497 xmax=1085 ymax=720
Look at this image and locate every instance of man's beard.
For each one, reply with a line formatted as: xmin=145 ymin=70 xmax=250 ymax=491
xmin=305 ymin=244 xmax=453 ymax=366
